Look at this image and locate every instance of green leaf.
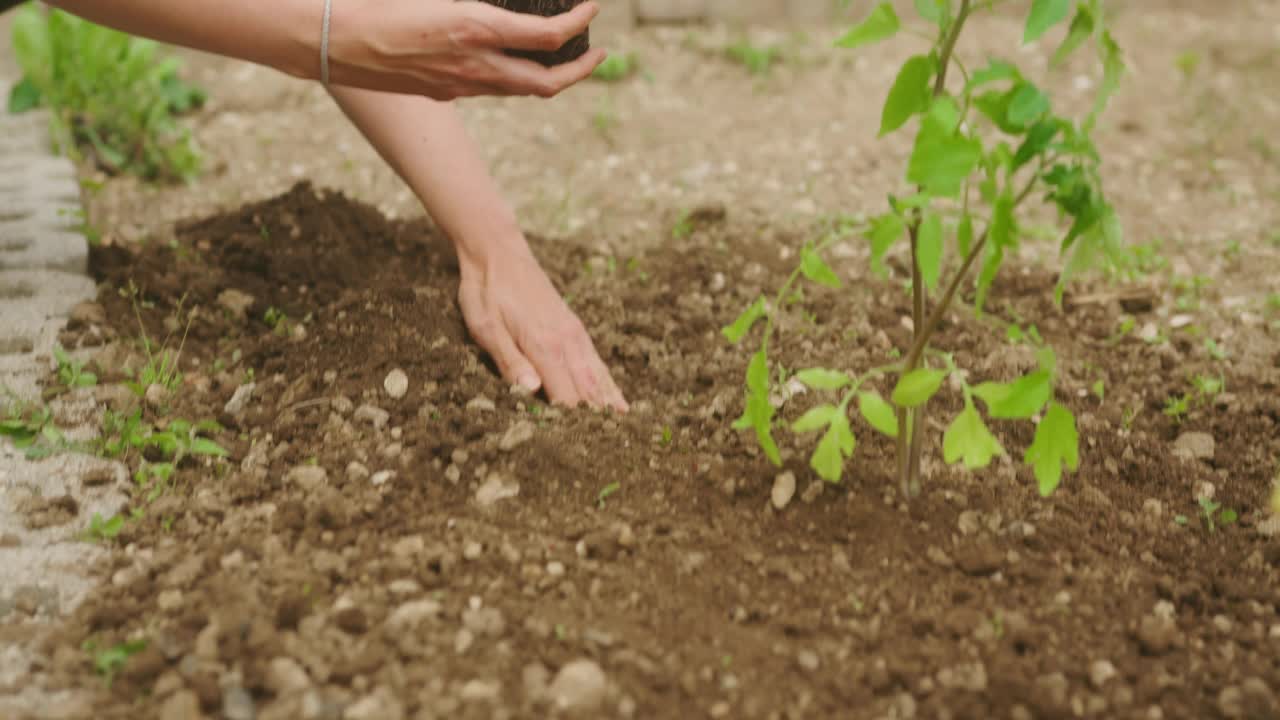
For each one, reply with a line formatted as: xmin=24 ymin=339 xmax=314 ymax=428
xmin=795 ymin=368 xmax=851 ymax=391
xmin=745 ymin=390 xmax=782 ymax=466
xmin=913 ymin=0 xmax=948 ymax=25
xmin=916 ymin=211 xmax=943 ymax=291
xmin=836 ymin=2 xmax=901 ymax=50
xmin=746 ymin=349 xmax=770 ymax=395
xmin=1024 ymin=0 xmax=1073 ymax=44
xmin=1013 ymin=119 xmax=1060 ymax=170
xmin=972 ymin=371 xmax=1052 ymax=419
xmin=891 ymin=368 xmax=947 ymax=408
xmin=868 ymin=212 xmax=906 ymax=272
xmin=189 ymin=438 xmax=228 ymax=458
xmin=943 ymin=402 xmax=1005 ymax=469
xmin=7 ymin=75 xmax=41 ymax=114
xmin=800 ymin=247 xmax=841 ymax=288
xmin=967 ymin=59 xmax=1022 ymax=90
xmin=1052 ymin=5 xmax=1095 ymax=66
xmin=907 ymin=99 xmax=983 ymax=198
xmin=723 ymin=296 xmax=768 ymax=344
xmin=880 ymin=54 xmax=935 ymax=137
xmin=1007 ymin=83 xmax=1050 ymax=127
xmin=858 ymin=392 xmax=899 ymax=438
xmin=1023 ymin=402 xmax=1079 ymax=496
xmin=793 ymin=404 xmax=838 ymax=433
xmin=811 ymin=415 xmax=855 ymax=483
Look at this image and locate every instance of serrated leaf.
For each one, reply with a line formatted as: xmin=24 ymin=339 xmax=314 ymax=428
xmin=907 ymin=99 xmax=983 ymax=198
xmin=974 ymin=371 xmax=1052 ymax=419
xmin=868 ymin=212 xmax=906 ymax=272
xmin=811 ymin=415 xmax=855 ymax=483
xmin=916 ymin=211 xmax=943 ymax=291
xmin=795 ymin=368 xmax=851 ymax=391
xmin=1024 ymin=0 xmax=1073 ymax=44
xmin=723 ymin=296 xmax=768 ymax=344
xmin=1023 ymin=402 xmax=1079 ymax=496
xmin=880 ymin=54 xmax=935 ymax=137
xmin=836 ymin=2 xmax=901 ymax=50
xmin=745 ymin=390 xmax=782 ymax=466
xmin=943 ymin=402 xmax=1005 ymax=469
xmin=858 ymin=392 xmax=899 ymax=438
xmin=800 ymin=248 xmax=841 ymax=289
xmin=793 ymin=404 xmax=838 ymax=433
xmin=891 ymin=368 xmax=947 ymax=408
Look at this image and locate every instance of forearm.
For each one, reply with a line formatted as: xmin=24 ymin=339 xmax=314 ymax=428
xmin=327 ymin=86 xmax=530 ymax=263
xmin=45 ymin=0 xmax=321 ymax=80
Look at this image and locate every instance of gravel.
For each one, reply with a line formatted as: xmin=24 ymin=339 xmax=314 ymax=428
xmin=383 ymin=369 xmax=409 ymax=400
xmin=499 ymin=420 xmax=536 ymax=451
xmin=771 ymin=471 xmax=796 ymax=510
xmin=475 ymin=474 xmax=520 ymax=507
xmin=547 ymin=659 xmax=608 ymax=713
xmin=1173 ymin=431 xmax=1215 ymax=461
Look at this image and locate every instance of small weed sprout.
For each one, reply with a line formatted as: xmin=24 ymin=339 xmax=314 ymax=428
xmin=1195 ymin=497 xmax=1238 ymax=534
xmin=725 ymin=0 xmax=1125 ymax=498
xmin=592 ymin=53 xmax=641 ymax=82
xmin=83 ymin=637 xmax=147 ymax=686
xmin=1162 ymin=394 xmax=1190 ymax=424
xmin=83 ymin=513 xmax=125 ymax=543
xmin=53 ymin=345 xmax=97 ymax=390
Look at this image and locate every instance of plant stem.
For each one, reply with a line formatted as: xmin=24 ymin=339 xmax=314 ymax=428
xmin=932 ymin=0 xmax=973 ymax=97
xmin=896 ymin=0 xmax=971 ymax=497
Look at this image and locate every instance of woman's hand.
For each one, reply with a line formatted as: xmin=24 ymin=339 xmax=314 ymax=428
xmin=327 ymin=0 xmax=606 ymax=99
xmin=458 ymin=243 xmax=628 ymax=412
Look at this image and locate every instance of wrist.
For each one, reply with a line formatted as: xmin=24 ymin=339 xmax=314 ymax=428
xmin=453 ymin=222 xmax=535 ymax=273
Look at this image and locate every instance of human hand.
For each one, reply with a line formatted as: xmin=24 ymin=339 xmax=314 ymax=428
xmin=326 ymin=0 xmax=606 ymax=99
xmin=457 ymin=243 xmax=628 ymax=412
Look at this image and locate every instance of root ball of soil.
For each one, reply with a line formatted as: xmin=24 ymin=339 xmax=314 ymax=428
xmin=478 ymin=0 xmax=590 ymax=66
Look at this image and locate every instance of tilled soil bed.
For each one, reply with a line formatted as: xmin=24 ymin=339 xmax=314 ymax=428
xmin=41 ymin=183 xmax=1280 ymax=719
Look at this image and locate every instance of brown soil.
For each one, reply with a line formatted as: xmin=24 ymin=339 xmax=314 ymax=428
xmin=37 ymin=183 xmax=1280 ymax=719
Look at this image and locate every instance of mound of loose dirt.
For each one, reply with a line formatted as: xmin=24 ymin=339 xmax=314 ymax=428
xmin=41 ymin=183 xmax=1280 ymax=719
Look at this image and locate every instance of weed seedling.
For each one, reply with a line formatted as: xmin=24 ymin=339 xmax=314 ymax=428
xmin=1162 ymin=394 xmax=1190 ymax=424
xmin=83 ymin=637 xmax=146 ymax=686
xmin=83 ymin=513 xmax=125 ymax=543
xmin=1204 ymin=338 xmax=1228 ymax=361
xmin=1195 ymin=497 xmax=1238 ymax=533
xmin=725 ymin=40 xmax=782 ymax=76
xmin=592 ymin=53 xmax=640 ymax=82
xmin=725 ymin=0 xmax=1125 ymax=498
xmin=53 ymin=345 xmax=97 ymax=391
xmin=1 ymin=395 xmax=73 ymax=459
xmin=597 ymin=481 xmax=621 ymax=509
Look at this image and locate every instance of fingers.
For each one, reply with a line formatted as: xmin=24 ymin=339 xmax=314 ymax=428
xmin=464 ymin=1 xmax=600 ymax=53
xmin=480 ymin=47 xmax=606 ymax=98
xmin=561 ymin=325 xmax=629 ymax=413
xmin=464 ymin=303 xmax=543 ymax=394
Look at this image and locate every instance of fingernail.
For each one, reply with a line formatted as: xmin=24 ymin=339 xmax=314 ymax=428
xmin=518 ymin=374 xmax=541 ymax=391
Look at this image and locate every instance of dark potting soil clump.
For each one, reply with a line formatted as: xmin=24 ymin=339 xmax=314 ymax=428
xmin=480 ymin=0 xmax=590 ymax=66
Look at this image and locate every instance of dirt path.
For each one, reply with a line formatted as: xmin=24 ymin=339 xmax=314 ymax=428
xmin=5 ymin=3 xmax=1280 ymax=719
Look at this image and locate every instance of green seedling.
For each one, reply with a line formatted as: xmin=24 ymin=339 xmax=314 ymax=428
xmin=597 ymin=481 xmax=621 ymax=509
xmin=672 ymin=211 xmax=695 ymax=240
xmin=1195 ymin=497 xmax=1238 ymax=533
xmin=83 ymin=637 xmax=147 ymax=686
xmin=263 ymin=307 xmax=291 ymax=336
xmin=1105 ymin=316 xmax=1136 ymax=346
xmin=1162 ymin=394 xmax=1190 ymax=424
xmin=1091 ymin=379 xmax=1105 ymax=404
xmin=1204 ymin=338 xmax=1228 ymax=361
xmin=8 ymin=6 xmax=205 ymax=181
xmin=1121 ymin=405 xmax=1139 ymax=431
xmin=53 ymin=345 xmax=97 ymax=390
xmin=659 ymin=425 xmax=674 ymax=447
xmin=83 ymin=513 xmax=125 ymax=543
xmin=725 ymin=40 xmax=783 ymax=76
xmin=725 ymin=0 xmax=1124 ymax=498
xmin=0 ymin=396 xmax=73 ymax=459
xmin=592 ymin=53 xmax=640 ymax=82
xmin=1190 ymin=373 xmax=1224 ymax=401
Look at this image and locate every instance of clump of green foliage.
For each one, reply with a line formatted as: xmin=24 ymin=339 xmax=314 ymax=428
xmin=726 ymin=0 xmax=1125 ymax=498
xmin=7 ymin=5 xmax=206 ymax=181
